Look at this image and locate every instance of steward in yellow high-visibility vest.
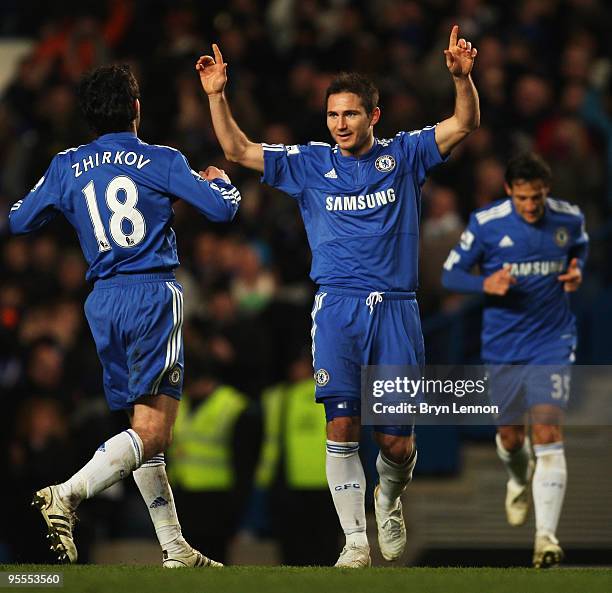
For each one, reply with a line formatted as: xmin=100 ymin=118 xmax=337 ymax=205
xmin=169 ymin=385 xmax=248 ymax=490
xmin=167 ymin=383 xmax=252 ymax=564
xmin=256 ymin=379 xmax=327 ymax=490
xmin=252 ymin=372 xmax=340 ymax=566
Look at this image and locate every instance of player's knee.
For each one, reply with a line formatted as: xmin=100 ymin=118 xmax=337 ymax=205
xmin=326 ymin=416 xmax=360 ymax=442
xmin=497 ymin=427 xmax=524 ymax=452
xmin=378 ymin=435 xmax=414 ymax=464
xmin=532 ymin=424 xmax=562 ymax=445
xmin=162 ymin=427 xmax=174 ymax=449
xmin=132 ymin=426 xmax=171 ymax=460
xmin=151 ymin=427 xmax=173 ymax=455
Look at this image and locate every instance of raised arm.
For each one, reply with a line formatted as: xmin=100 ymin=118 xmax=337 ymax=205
xmin=196 ymin=44 xmax=264 ymax=172
xmin=435 ymin=25 xmax=480 ymax=157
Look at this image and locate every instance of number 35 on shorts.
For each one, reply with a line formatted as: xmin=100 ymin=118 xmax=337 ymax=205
xmin=550 ymin=372 xmax=570 ymax=403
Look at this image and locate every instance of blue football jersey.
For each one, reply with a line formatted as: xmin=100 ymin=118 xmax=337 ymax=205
xmin=262 ymin=126 xmax=445 ymax=291
xmin=9 ymin=132 xmax=240 ymax=281
xmin=442 ymin=197 xmax=589 ymax=363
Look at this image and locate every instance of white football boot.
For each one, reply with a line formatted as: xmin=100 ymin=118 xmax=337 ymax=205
xmin=334 ymin=542 xmax=371 ymax=568
xmin=533 ymin=533 xmax=564 ymax=569
xmin=163 ymin=546 xmax=223 ymax=568
xmin=374 ymin=484 xmax=406 ymax=561
xmin=505 ymin=459 xmax=535 ymax=526
xmin=32 ymin=486 xmax=78 ymax=564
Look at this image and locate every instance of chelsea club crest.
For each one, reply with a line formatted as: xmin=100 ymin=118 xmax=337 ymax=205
xmin=375 ymin=155 xmax=396 ymax=173
xmin=554 ymin=227 xmax=569 ymax=247
xmin=169 ymin=365 xmax=182 ymax=385
xmin=315 ymin=369 xmax=330 ymax=387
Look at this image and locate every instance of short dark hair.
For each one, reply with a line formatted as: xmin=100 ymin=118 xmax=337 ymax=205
xmin=325 ymin=72 xmax=379 ymax=114
xmin=78 ymin=65 xmax=140 ymax=135
xmin=505 ymin=152 xmax=552 ymax=186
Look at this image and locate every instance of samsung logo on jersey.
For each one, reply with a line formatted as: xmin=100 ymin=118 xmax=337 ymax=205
xmin=325 ymin=188 xmax=396 ymax=211
xmin=505 ymin=259 xmax=566 ymax=277
xmin=71 ymin=151 xmax=151 ymax=178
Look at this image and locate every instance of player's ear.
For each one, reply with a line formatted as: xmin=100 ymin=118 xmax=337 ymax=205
xmin=370 ymin=106 xmax=381 ymax=126
xmin=504 ymin=182 xmax=512 ymax=197
xmin=132 ymin=98 xmax=141 ymax=131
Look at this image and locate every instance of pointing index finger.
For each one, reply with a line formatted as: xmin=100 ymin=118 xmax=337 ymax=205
xmin=449 ymin=25 xmax=459 ymax=49
xmin=212 ymin=43 xmax=224 ymax=64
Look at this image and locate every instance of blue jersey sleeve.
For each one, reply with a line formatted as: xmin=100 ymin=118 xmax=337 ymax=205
xmin=396 ymin=126 xmax=446 ymax=185
xmin=261 ymin=143 xmax=306 ymax=198
xmin=441 ymin=214 xmax=487 ymax=293
xmin=570 ymin=213 xmax=589 ymax=270
xmin=167 ymin=152 xmax=240 ymax=222
xmin=9 ymin=157 xmax=62 ymax=234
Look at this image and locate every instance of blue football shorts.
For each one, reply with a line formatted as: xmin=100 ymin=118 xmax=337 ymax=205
xmin=486 ymin=343 xmax=574 ymax=425
xmin=84 ymin=272 xmax=184 ymax=411
xmin=311 ymin=287 xmax=425 ymax=436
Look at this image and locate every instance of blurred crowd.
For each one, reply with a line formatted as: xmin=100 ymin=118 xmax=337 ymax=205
xmin=0 ymin=0 xmax=611 ymax=564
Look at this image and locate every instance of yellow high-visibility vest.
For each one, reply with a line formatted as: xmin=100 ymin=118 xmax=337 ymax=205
xmin=168 ymin=385 xmax=247 ymax=490
xmin=255 ymin=379 xmax=327 ymax=490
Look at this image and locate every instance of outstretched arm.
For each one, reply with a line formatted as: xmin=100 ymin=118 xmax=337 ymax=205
xmin=443 ymin=262 xmax=517 ymax=296
xmin=441 ymin=217 xmax=516 ymax=295
xmin=168 ymin=154 xmax=240 ymax=222
xmin=435 ymin=25 xmax=480 ymax=157
xmin=196 ymin=44 xmax=264 ymax=172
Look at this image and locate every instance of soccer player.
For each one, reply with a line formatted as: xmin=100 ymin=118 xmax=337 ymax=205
xmin=197 ymin=26 xmax=479 ymax=566
xmin=8 ymin=65 xmax=241 ymax=567
xmin=441 ymin=153 xmax=589 ymax=568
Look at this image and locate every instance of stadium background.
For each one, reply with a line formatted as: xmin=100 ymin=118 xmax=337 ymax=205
xmin=0 ymin=0 xmax=610 ymax=567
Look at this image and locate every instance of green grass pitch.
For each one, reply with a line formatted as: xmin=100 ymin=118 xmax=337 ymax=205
xmin=2 ymin=565 xmax=611 ymax=593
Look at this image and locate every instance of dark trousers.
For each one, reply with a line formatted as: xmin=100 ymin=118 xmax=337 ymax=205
xmin=272 ymin=489 xmax=341 ymax=566
xmin=173 ymin=489 xmax=234 ymax=564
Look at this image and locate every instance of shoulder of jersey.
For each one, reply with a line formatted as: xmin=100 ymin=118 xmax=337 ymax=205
xmin=55 ymin=143 xmax=90 ymax=159
xmin=55 ymin=139 xmax=179 ymax=159
xmin=305 ymin=142 xmax=334 ymax=170
xmin=546 ymin=197 xmax=582 ymax=219
xmin=262 ymin=142 xmax=331 ymax=152
xmin=136 ymin=139 xmax=180 ymax=157
xmin=377 ymin=136 xmax=398 ymax=148
xmin=376 ymin=132 xmax=414 ymax=148
xmin=307 ymin=141 xmax=332 ymax=149
xmin=264 ymin=142 xmax=334 ymax=168
xmin=378 ymin=127 xmax=436 ymax=145
xmin=473 ymin=198 xmax=512 ymax=226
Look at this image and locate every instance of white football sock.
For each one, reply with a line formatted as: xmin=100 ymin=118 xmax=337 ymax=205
xmin=326 ymin=441 xmax=368 ymax=548
xmin=376 ymin=448 xmax=417 ymax=513
xmin=496 ymin=433 xmax=533 ymax=486
xmin=56 ymin=429 xmax=143 ymax=510
xmin=533 ymin=442 xmax=567 ymax=539
xmin=132 ymin=453 xmax=187 ymax=555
